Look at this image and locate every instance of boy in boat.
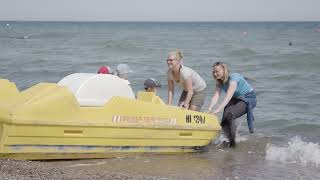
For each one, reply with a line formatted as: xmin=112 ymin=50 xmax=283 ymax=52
xmin=137 ymin=78 xmax=164 ymax=105
xmin=144 ymin=78 xmax=161 ymax=93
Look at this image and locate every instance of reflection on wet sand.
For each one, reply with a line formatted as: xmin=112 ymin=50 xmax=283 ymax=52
xmin=53 ymin=153 xmax=219 ymax=179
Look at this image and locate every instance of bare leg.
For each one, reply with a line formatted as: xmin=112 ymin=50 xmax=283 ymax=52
xmin=189 ymin=104 xmax=199 ymax=111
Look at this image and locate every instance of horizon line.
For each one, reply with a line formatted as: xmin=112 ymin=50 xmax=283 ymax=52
xmin=1 ymin=20 xmax=320 ymax=23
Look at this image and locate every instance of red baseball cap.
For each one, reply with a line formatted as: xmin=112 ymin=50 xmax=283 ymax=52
xmin=97 ymin=66 xmax=111 ymax=74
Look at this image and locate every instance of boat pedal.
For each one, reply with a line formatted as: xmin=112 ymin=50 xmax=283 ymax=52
xmin=64 ymin=130 xmax=83 ymax=136
xmin=179 ymin=132 xmax=192 ymax=136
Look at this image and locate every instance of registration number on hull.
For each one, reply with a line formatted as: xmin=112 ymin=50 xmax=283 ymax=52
xmin=185 ymin=115 xmax=206 ymax=124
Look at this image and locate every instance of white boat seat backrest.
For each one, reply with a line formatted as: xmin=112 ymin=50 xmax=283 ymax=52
xmin=58 ymin=73 xmax=135 ymax=106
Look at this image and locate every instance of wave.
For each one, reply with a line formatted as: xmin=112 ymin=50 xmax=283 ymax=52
xmin=32 ymin=32 xmax=77 ymax=39
xmin=102 ymin=40 xmax=141 ymax=50
xmin=227 ymin=48 xmax=257 ymax=56
xmin=279 ymin=124 xmax=320 ymax=134
xmin=265 ymin=136 xmax=320 ymax=167
xmin=267 ymin=73 xmax=300 ymax=81
xmin=0 ymin=35 xmax=30 ymax=39
xmin=270 ymin=52 xmax=320 ymax=67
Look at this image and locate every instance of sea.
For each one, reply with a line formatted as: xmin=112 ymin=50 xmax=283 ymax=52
xmin=0 ymin=21 xmax=320 ymax=180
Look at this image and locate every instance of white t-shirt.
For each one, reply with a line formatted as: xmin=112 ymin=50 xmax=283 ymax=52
xmin=167 ymin=65 xmax=206 ymax=92
xmin=122 ymin=79 xmax=131 ymax=85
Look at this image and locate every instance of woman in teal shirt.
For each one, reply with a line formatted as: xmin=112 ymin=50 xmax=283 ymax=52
xmin=208 ymin=62 xmax=257 ymax=148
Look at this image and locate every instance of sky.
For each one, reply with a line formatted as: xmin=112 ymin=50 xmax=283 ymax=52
xmin=1 ymin=0 xmax=320 ymax=21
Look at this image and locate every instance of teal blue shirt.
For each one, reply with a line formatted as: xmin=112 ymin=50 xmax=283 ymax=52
xmin=221 ymin=73 xmax=253 ymax=97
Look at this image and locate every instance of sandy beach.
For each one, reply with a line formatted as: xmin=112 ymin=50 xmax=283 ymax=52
xmin=0 ymin=159 xmax=165 ymax=180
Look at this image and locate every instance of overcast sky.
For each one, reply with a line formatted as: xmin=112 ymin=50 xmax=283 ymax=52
xmin=1 ymin=0 xmax=320 ymax=21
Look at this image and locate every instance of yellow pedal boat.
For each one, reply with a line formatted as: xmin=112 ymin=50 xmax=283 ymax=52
xmin=0 ymin=73 xmax=221 ymax=160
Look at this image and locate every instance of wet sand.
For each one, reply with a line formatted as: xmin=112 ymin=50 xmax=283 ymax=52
xmin=1 ymin=141 xmax=319 ymax=180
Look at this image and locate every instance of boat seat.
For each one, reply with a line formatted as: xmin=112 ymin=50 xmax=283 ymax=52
xmin=137 ymin=91 xmax=165 ymax=105
xmin=58 ymin=73 xmax=135 ymax=106
xmin=0 ymin=79 xmax=20 ymax=101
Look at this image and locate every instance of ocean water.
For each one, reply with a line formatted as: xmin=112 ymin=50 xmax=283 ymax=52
xmin=1 ymin=21 xmax=320 ymax=179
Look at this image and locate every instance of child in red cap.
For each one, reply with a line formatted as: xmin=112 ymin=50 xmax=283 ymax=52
xmin=97 ymin=66 xmax=112 ymax=74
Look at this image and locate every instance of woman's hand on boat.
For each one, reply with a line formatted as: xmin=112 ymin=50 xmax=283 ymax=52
xmin=180 ymin=102 xmax=189 ymax=109
xmin=206 ymin=107 xmax=220 ymax=114
xmin=211 ymin=108 xmax=220 ymax=114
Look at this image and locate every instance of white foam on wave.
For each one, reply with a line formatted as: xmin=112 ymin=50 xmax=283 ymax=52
xmin=265 ymin=136 xmax=320 ymax=167
xmin=213 ymin=130 xmax=248 ymax=145
xmin=213 ymin=118 xmax=249 ymax=145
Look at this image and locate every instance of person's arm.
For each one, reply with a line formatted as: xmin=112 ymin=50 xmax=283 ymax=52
xmin=212 ymin=81 xmax=237 ymax=114
xmin=167 ymin=79 xmax=174 ymax=105
xmin=207 ymin=82 xmax=221 ymax=112
xmin=180 ymin=77 xmax=193 ymax=109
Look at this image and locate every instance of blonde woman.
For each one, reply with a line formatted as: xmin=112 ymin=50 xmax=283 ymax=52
xmin=208 ymin=62 xmax=257 ymax=147
xmin=166 ymin=50 xmax=207 ymax=111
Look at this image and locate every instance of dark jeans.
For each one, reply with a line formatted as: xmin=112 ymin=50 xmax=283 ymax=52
xmin=221 ymin=98 xmax=247 ymax=146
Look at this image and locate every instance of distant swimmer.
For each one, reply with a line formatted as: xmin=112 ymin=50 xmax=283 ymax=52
xmin=4 ymin=23 xmax=30 ymax=39
xmin=288 ymin=42 xmax=293 ymax=46
xmin=242 ymin=31 xmax=248 ymax=36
